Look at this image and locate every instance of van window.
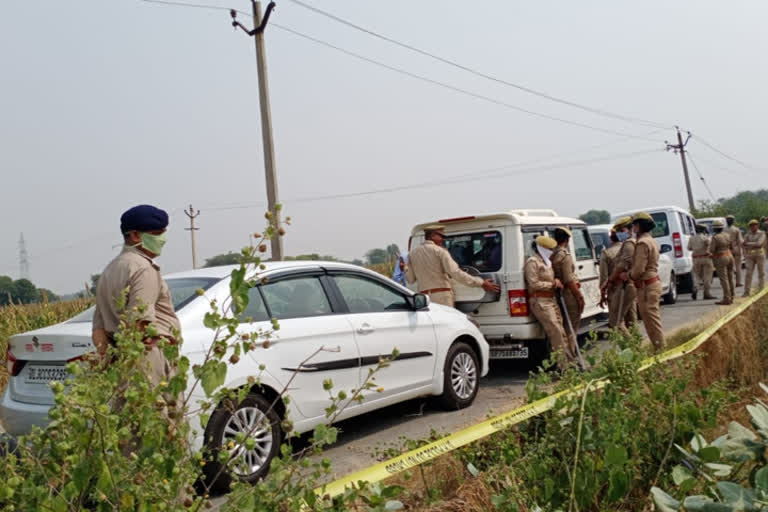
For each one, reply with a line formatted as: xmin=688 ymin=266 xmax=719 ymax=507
xmin=443 ymin=231 xmax=502 ymax=272
xmin=522 ymin=229 xmax=546 ymax=258
xmin=687 ymin=215 xmax=696 ymax=234
xmin=572 ymin=228 xmax=594 ymax=261
xmin=651 ymin=212 xmax=670 ymax=238
xmin=678 ymin=212 xmax=690 ymax=235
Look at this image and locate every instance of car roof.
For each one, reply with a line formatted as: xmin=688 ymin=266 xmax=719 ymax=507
xmin=587 ymin=224 xmax=612 ymax=232
xmin=612 ymin=205 xmax=691 ymax=218
xmin=411 ymin=210 xmax=585 ymax=234
xmin=164 ymin=261 xmax=375 ymax=281
xmin=696 ymin=217 xmax=725 ymax=222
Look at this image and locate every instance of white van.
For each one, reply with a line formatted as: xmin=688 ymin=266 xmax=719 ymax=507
xmin=696 ymin=216 xmax=727 ymax=235
xmin=611 ymin=206 xmax=697 ymax=295
xmin=408 ymin=210 xmax=606 ymax=361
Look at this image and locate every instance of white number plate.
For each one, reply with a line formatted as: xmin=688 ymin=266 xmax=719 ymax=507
xmin=24 ymin=365 xmax=69 ymax=384
xmin=490 ymin=347 xmax=529 ymax=359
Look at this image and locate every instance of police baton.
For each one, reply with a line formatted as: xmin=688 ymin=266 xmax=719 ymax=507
xmin=557 ymin=290 xmax=586 ymax=371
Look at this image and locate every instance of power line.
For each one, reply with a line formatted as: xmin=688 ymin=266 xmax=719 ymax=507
xmin=691 ymin=134 xmax=765 ymax=172
xmin=685 ymin=152 xmax=717 ymax=203
xmin=285 ymin=0 xmax=671 ymax=130
xmin=140 ymin=0 xmax=248 ymax=15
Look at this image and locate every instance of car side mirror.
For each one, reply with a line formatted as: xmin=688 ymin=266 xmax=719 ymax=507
xmin=660 ymin=244 xmax=673 ymax=254
xmin=409 ymin=293 xmax=429 ymax=310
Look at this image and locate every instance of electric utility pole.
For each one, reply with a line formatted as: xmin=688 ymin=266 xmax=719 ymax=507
xmin=184 ymin=204 xmax=200 ymax=269
xmin=666 ymin=127 xmax=695 ymax=213
xmin=231 ymin=1 xmax=284 ymax=260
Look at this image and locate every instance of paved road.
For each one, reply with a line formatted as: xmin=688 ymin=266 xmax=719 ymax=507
xmin=318 ymin=281 xmax=732 ymax=481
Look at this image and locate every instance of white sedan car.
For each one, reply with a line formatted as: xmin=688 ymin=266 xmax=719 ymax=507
xmin=1 ymin=262 xmax=489 ymax=489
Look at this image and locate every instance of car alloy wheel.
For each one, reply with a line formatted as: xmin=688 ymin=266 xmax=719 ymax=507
xmin=223 ymin=406 xmax=274 ymax=477
xmin=450 ymin=352 xmax=477 ymax=400
xmin=439 ymin=341 xmax=480 ymax=410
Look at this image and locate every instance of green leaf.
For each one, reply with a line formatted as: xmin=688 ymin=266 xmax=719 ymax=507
xmin=705 ymin=463 xmax=733 ymax=478
xmin=716 ymin=481 xmax=755 ymax=507
xmin=672 ymin=465 xmax=694 ymax=486
xmin=385 ymin=500 xmax=404 ymax=511
xmin=699 ymin=446 xmax=721 ymax=463
xmin=683 ymin=496 xmax=732 ymax=511
xmin=650 ymin=487 xmax=680 ymax=512
xmin=201 ymin=361 xmax=228 ymax=396
xmin=467 ymin=462 xmax=480 ymax=477
xmin=747 ymin=404 xmax=768 ymax=431
xmin=605 ymin=444 xmax=628 ymax=466
xmin=728 ymin=422 xmax=757 ymax=441
xmin=691 ymin=433 xmax=708 ymax=452
xmin=755 ymin=466 xmax=768 ymax=493
xmin=607 ymin=469 xmax=628 ymax=502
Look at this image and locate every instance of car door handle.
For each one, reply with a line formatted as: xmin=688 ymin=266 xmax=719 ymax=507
xmin=356 ymin=324 xmax=374 ymax=335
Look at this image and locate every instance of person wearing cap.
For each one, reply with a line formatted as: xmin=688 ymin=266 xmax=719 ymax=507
xmin=92 ymin=204 xmax=179 ymax=387
xmin=403 ymin=225 xmax=500 ymax=307
xmin=688 ymin=224 xmax=715 ymax=300
xmin=598 ymin=230 xmax=622 ymax=328
xmin=742 ymin=219 xmax=766 ymax=297
xmin=628 ymin=212 xmax=664 ymax=350
xmin=524 ymin=235 xmax=578 ymax=371
xmin=709 ymin=218 xmax=735 ymax=305
xmin=550 ymin=227 xmax=584 ymax=352
xmin=604 ymin=216 xmax=638 ymax=332
xmin=725 ymin=215 xmax=744 ymax=288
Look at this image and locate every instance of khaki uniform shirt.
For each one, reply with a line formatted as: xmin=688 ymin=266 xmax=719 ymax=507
xmin=709 ymin=232 xmax=732 ymax=256
xmin=550 ymin=247 xmax=579 ymax=286
xmin=617 ymin=239 xmax=636 ymax=272
xmin=599 ymin=242 xmax=621 ymax=287
xmin=743 ymin=231 xmax=766 ymax=255
xmin=726 ymin=226 xmax=744 ymax=254
xmin=524 ymin=256 xmax=556 ymax=293
xmin=405 ymin=241 xmax=484 ymax=292
xmin=93 ymin=246 xmax=181 ymax=338
xmin=687 ymin=234 xmax=711 ymax=257
xmin=630 ymin=233 xmax=659 ymax=281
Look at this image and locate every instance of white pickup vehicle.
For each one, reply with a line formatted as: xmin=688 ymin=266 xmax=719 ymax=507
xmin=408 ymin=210 xmax=607 ymax=361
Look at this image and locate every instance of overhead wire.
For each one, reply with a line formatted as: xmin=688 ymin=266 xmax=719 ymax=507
xmin=691 ymin=134 xmax=765 ymax=172
xmin=685 ymin=152 xmax=717 ymax=202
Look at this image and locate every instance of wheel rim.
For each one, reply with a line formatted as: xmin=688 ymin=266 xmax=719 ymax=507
xmin=450 ymin=352 xmax=477 ymax=400
xmin=671 ymin=276 xmax=677 ymax=299
xmin=222 ymin=406 xmax=273 ymax=477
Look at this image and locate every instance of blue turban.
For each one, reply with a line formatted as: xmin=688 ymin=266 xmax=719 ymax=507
xmin=120 ymin=205 xmax=169 ymax=233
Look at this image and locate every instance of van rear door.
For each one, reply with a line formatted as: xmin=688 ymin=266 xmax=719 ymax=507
xmin=569 ymin=225 xmax=603 ymax=323
xmin=442 ymin=229 xmax=503 ymax=313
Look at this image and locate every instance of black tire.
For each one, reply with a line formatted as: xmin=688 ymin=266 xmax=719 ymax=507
xmin=678 ymin=272 xmax=696 ymax=294
xmin=202 ymin=393 xmax=282 ymax=495
xmin=663 ymin=272 xmax=678 ymax=305
xmin=438 ymin=342 xmax=480 ymax=410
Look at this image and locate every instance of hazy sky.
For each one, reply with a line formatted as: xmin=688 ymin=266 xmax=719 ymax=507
xmin=2 ymin=0 xmax=767 ymax=294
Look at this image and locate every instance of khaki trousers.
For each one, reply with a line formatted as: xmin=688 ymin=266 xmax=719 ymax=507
xmin=607 ymin=287 xmax=621 ymax=328
xmin=562 ymin=289 xmax=582 ymax=352
xmin=610 ymin=282 xmax=637 ymax=333
xmin=714 ymin=256 xmax=735 ymax=303
xmin=426 ymin=290 xmax=454 ymax=308
xmin=733 ymin=250 xmax=743 ymax=286
xmin=530 ymin=298 xmax=577 ymax=370
xmin=637 ymin=281 xmax=664 ymax=350
xmin=744 ymin=252 xmax=765 ymax=294
xmin=693 ymin=258 xmax=714 ymax=297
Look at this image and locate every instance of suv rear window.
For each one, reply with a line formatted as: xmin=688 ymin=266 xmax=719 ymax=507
xmin=443 ymin=231 xmax=502 ymax=272
xmin=651 ymin=212 xmax=670 ymax=238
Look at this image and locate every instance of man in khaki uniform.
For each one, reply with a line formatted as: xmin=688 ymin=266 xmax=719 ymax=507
xmin=725 ymin=215 xmax=744 ymax=288
xmin=550 ymin=227 xmax=584 ymax=351
xmin=710 ymin=218 xmax=735 ymax=305
xmin=603 ymin=216 xmax=638 ymax=333
xmin=688 ymin=224 xmax=715 ymax=300
xmin=404 ymin=225 xmax=500 ymax=307
xmin=742 ymin=219 xmax=766 ymax=297
xmin=524 ymin=235 xmax=578 ymax=371
xmin=629 ymin=212 xmax=664 ymax=350
xmin=92 ymin=204 xmax=179 ymax=387
xmin=598 ymin=231 xmax=622 ymax=328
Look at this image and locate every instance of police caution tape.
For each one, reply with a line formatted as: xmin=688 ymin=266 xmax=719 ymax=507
xmin=318 ymin=286 xmax=768 ymax=499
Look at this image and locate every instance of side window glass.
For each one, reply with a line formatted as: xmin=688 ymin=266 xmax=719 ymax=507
xmin=572 ymin=228 xmax=594 ymax=261
xmin=261 ymin=277 xmax=332 ymax=320
xmin=238 ymin=287 xmax=270 ymax=323
xmin=523 ymin=230 xmax=545 ymax=258
xmin=678 ymin=212 xmax=689 ymax=235
xmin=334 ymin=275 xmax=409 ymax=313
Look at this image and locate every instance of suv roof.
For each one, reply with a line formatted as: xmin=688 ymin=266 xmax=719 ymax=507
xmin=612 ymin=205 xmax=691 ymax=218
xmin=411 ymin=210 xmax=585 ymax=234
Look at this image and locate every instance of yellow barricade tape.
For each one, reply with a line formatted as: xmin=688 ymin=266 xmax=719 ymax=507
xmin=318 ymin=286 xmax=768 ymax=499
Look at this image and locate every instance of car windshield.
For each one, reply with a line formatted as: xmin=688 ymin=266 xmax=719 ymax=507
xmin=590 ymin=231 xmax=611 ymax=258
xmin=443 ymin=231 xmax=502 ymax=272
xmin=68 ymin=276 xmax=221 ymax=323
xmin=651 ymin=212 xmax=670 ymax=238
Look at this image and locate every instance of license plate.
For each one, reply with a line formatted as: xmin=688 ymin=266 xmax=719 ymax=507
xmin=24 ymin=365 xmax=69 ymax=384
xmin=491 ymin=348 xmax=529 ymax=359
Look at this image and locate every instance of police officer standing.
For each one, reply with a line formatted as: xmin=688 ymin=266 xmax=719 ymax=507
xmin=403 ymin=225 xmax=500 ymax=307
xmin=688 ymin=224 xmax=715 ymax=300
xmin=524 ymin=235 xmax=578 ymax=371
xmin=550 ymin=227 xmax=585 ymax=351
xmin=628 ymin=212 xmax=664 ymax=350
xmin=742 ymin=219 xmax=766 ymax=297
xmin=710 ymin=218 xmax=735 ymax=305
xmin=599 ymin=230 xmax=622 ymax=327
xmin=604 ymin=216 xmax=638 ymax=332
xmin=725 ymin=215 xmax=744 ymax=288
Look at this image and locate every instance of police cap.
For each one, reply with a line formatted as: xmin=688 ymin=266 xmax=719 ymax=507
xmin=726 ymin=214 xmax=736 ymax=221
xmin=712 ymin=218 xmax=726 ymax=229
xmin=749 ymin=219 xmax=759 ymax=226
xmin=120 ymin=205 xmax=169 ymax=234
xmin=612 ymin=216 xmax=632 ymax=231
xmin=535 ymin=235 xmax=557 ymax=250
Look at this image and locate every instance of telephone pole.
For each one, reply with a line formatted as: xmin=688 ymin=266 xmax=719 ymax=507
xmin=666 ymin=127 xmax=695 ymax=213
xmin=184 ymin=204 xmax=200 ymax=269
xmin=18 ymin=233 xmax=30 ymax=280
xmin=231 ymin=1 xmax=284 ymax=260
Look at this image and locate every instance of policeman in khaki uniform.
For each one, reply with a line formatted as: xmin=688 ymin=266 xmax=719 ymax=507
xmin=403 ymin=225 xmax=500 ymax=307
xmin=628 ymin=212 xmax=664 ymax=350
xmin=742 ymin=219 xmax=766 ymax=296
xmin=524 ymin=235 xmax=578 ymax=370
xmin=710 ymin=218 xmax=735 ymax=305
xmin=598 ymin=230 xmax=622 ymax=328
xmin=603 ymin=216 xmax=638 ymax=332
xmin=550 ymin=227 xmax=585 ymax=352
xmin=688 ymin=224 xmax=715 ymax=300
xmin=725 ymin=215 xmax=744 ymax=288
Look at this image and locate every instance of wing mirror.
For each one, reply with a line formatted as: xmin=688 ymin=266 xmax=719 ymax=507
xmin=409 ymin=293 xmax=429 ymax=310
xmin=660 ymin=244 xmax=673 ymax=254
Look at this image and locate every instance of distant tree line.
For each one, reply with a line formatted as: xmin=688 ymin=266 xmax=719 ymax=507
xmin=694 ymin=189 xmax=768 ymax=225
xmin=0 ymin=275 xmax=59 ymax=305
xmin=202 ymin=244 xmax=402 ymax=269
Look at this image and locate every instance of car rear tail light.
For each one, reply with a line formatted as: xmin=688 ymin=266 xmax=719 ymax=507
xmin=6 ymin=346 xmax=22 ymax=377
xmin=508 ymin=290 xmax=529 ymax=317
xmin=673 ymin=232 xmax=683 ymax=258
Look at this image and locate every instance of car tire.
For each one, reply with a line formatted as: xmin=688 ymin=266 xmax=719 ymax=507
xmin=663 ymin=272 xmax=678 ymax=305
xmin=202 ymin=393 xmax=282 ymax=495
xmin=529 ymin=338 xmax=553 ymax=370
xmin=438 ymin=342 xmax=480 ymax=410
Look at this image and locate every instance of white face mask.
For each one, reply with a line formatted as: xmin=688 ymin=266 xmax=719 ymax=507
xmin=537 ymin=246 xmax=553 ymax=268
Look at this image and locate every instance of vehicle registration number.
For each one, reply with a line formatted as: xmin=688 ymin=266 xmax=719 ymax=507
xmin=25 ymin=365 xmax=69 ymax=384
xmin=491 ymin=347 xmax=529 ymax=359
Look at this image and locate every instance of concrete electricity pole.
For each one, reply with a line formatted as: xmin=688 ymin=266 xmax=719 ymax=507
xmin=184 ymin=204 xmax=200 ymax=269
xmin=231 ymin=1 xmax=284 ymax=260
xmin=666 ymin=127 xmax=695 ymax=213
